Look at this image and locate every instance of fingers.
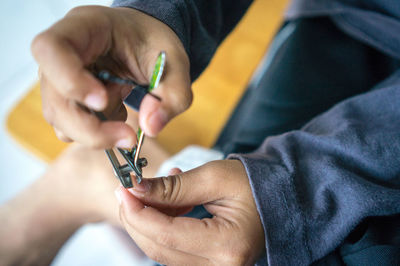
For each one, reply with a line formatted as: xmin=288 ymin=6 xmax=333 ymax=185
xmin=40 ymin=74 xmax=136 ymax=148
xmin=129 ymin=162 xmax=223 ymax=208
xmin=32 ymin=5 xmax=193 ymax=147
xmin=116 ymin=160 xmax=265 ymax=265
xmin=139 ymin=49 xmax=192 ymax=137
xmin=32 ymin=30 xmax=107 ymax=111
xmin=31 ymin=6 xmax=137 ymax=148
xmin=117 ymin=187 xmax=218 ymax=259
xmin=31 ymin=7 xmax=111 ymax=111
xmin=125 ymin=230 xmax=209 ymax=266
xmin=129 ymin=160 xmax=248 ymax=208
xmin=121 ymin=214 xmax=210 ymax=265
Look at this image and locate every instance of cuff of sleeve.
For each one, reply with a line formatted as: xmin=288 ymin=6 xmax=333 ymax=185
xmin=228 ymin=152 xmax=311 ymax=265
xmin=111 ymin=0 xmax=190 ymax=60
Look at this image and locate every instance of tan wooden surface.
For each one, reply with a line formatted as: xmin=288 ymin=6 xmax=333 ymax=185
xmin=6 ymin=0 xmax=288 ymax=162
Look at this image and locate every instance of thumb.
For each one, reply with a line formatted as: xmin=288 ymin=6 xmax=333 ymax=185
xmin=128 ymin=162 xmax=225 ymax=209
xmin=138 ymin=50 xmax=192 ymax=137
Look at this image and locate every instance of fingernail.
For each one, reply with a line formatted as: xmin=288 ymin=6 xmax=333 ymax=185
xmin=115 ymin=138 xmax=133 ymax=148
xmin=146 ymin=108 xmax=168 ymax=136
xmin=128 ymin=180 xmax=151 ymax=197
xmin=114 ymin=187 xmax=123 ymax=205
xmin=85 ymin=93 xmax=106 ymax=111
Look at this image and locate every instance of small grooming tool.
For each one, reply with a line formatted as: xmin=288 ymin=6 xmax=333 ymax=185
xmin=94 ymin=51 xmax=166 ymax=188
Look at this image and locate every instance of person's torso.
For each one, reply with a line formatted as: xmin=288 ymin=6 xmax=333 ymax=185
xmin=286 ymin=0 xmax=400 ymax=61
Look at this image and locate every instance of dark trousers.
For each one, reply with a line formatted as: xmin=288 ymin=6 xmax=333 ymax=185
xmin=210 ymin=17 xmax=400 ymax=265
xmin=215 ymin=17 xmax=399 ymax=156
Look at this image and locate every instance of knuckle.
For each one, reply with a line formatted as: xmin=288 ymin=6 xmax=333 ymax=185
xmin=67 ymin=5 xmax=93 ymax=16
xmin=66 ymin=5 xmax=109 ymax=23
xmin=160 ymin=175 xmax=182 ymax=204
xmin=31 ymin=31 xmax=52 ymax=56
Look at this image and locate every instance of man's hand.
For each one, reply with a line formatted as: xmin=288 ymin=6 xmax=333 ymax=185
xmin=115 ymin=160 xmax=265 ymax=265
xmin=31 ymin=6 xmax=192 ymax=148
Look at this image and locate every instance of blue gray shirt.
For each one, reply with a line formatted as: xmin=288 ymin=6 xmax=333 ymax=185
xmin=112 ymin=0 xmax=400 ymax=265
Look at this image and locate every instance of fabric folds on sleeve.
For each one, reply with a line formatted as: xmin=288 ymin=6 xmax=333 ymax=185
xmin=229 ymin=71 xmax=400 ymax=265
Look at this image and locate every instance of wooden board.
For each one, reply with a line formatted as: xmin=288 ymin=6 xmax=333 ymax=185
xmin=6 ymin=0 xmax=288 ymax=162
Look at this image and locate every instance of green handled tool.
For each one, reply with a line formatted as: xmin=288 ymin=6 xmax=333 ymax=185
xmin=131 ymin=51 xmax=166 ymax=182
xmin=94 ymin=51 xmax=166 ymax=188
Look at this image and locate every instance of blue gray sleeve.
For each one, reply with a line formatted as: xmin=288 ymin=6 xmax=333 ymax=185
xmin=229 ymin=70 xmax=400 ymax=265
xmin=112 ymin=0 xmax=253 ymax=80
